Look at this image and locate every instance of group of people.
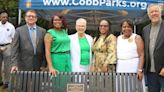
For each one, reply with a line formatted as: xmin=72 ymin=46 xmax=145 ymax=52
xmin=0 ymin=4 xmax=163 ymax=92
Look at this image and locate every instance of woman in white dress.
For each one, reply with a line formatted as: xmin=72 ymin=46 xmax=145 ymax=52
xmin=116 ymin=19 xmax=145 ymax=92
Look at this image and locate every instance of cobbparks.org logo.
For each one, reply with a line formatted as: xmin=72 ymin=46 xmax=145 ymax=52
xmin=43 ymin=0 xmax=148 ymax=10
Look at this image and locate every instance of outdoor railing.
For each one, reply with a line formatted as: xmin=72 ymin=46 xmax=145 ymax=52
xmin=8 ymin=71 xmax=143 ymax=92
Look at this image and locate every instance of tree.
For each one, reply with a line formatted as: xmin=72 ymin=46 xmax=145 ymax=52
xmin=0 ymin=0 xmax=19 ymax=26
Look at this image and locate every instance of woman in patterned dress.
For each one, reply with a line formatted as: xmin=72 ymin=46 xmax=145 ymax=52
xmin=91 ymin=19 xmax=117 ymax=72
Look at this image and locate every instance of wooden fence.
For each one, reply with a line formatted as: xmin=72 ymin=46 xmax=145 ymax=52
xmin=8 ymin=71 xmax=144 ymax=92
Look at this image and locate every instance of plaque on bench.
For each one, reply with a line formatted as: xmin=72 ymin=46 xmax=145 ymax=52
xmin=67 ymin=83 xmax=84 ymax=92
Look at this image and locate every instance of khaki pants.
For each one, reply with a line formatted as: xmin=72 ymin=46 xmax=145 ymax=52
xmin=0 ymin=44 xmax=12 ymax=84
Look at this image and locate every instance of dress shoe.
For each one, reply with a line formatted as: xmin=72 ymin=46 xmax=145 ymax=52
xmin=2 ymin=84 xmax=8 ymax=89
xmin=0 ymin=82 xmax=3 ymax=86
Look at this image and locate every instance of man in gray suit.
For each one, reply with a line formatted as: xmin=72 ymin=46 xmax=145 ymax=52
xmin=11 ymin=10 xmax=46 ymax=71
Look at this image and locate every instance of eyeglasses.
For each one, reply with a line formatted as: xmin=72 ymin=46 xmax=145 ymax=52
xmin=53 ymin=19 xmax=62 ymax=22
xmin=99 ymin=25 xmax=109 ymax=27
xmin=26 ymin=15 xmax=36 ymax=18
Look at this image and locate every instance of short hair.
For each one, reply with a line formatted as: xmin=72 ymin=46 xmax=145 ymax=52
xmin=76 ymin=18 xmax=87 ymax=25
xmin=0 ymin=12 xmax=8 ymax=17
xmin=120 ymin=19 xmax=134 ymax=31
xmin=147 ymin=4 xmax=162 ymax=14
xmin=25 ymin=10 xmax=37 ymax=17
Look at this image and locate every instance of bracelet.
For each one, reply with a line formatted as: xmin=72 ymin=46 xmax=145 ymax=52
xmin=138 ymin=69 xmax=143 ymax=72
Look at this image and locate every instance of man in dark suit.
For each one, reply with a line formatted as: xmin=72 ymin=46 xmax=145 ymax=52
xmin=142 ymin=4 xmax=164 ymax=92
xmin=11 ymin=10 xmax=46 ymax=71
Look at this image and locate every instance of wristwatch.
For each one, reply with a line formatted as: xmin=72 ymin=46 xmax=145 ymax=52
xmin=138 ymin=69 xmax=143 ymax=72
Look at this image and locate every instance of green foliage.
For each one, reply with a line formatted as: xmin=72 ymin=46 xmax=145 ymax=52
xmin=37 ymin=17 xmax=50 ymax=30
xmin=0 ymin=0 xmax=18 ymax=17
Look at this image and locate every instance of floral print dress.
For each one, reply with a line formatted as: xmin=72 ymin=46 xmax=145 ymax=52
xmin=92 ymin=34 xmax=117 ymax=72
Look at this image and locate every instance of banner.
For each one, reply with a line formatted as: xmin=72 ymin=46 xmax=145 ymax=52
xmin=19 ymin=0 xmax=163 ymax=10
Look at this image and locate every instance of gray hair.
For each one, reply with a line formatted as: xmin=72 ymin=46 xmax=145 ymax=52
xmin=147 ymin=4 xmax=162 ymax=14
xmin=76 ymin=18 xmax=87 ymax=25
xmin=0 ymin=12 xmax=8 ymax=17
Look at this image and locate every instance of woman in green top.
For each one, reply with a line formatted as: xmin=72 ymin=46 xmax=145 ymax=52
xmin=69 ymin=18 xmax=93 ymax=72
xmin=44 ymin=13 xmax=72 ymax=76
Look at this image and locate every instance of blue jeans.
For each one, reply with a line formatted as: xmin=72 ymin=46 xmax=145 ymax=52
xmin=147 ymin=72 xmax=164 ymax=92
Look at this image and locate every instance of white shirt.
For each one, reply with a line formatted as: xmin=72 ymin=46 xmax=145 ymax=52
xmin=117 ymin=33 xmax=138 ymax=60
xmin=116 ymin=33 xmax=139 ymax=73
xmin=0 ymin=21 xmax=15 ymax=44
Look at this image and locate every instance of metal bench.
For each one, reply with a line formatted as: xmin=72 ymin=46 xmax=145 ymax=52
xmin=9 ymin=71 xmax=144 ymax=92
